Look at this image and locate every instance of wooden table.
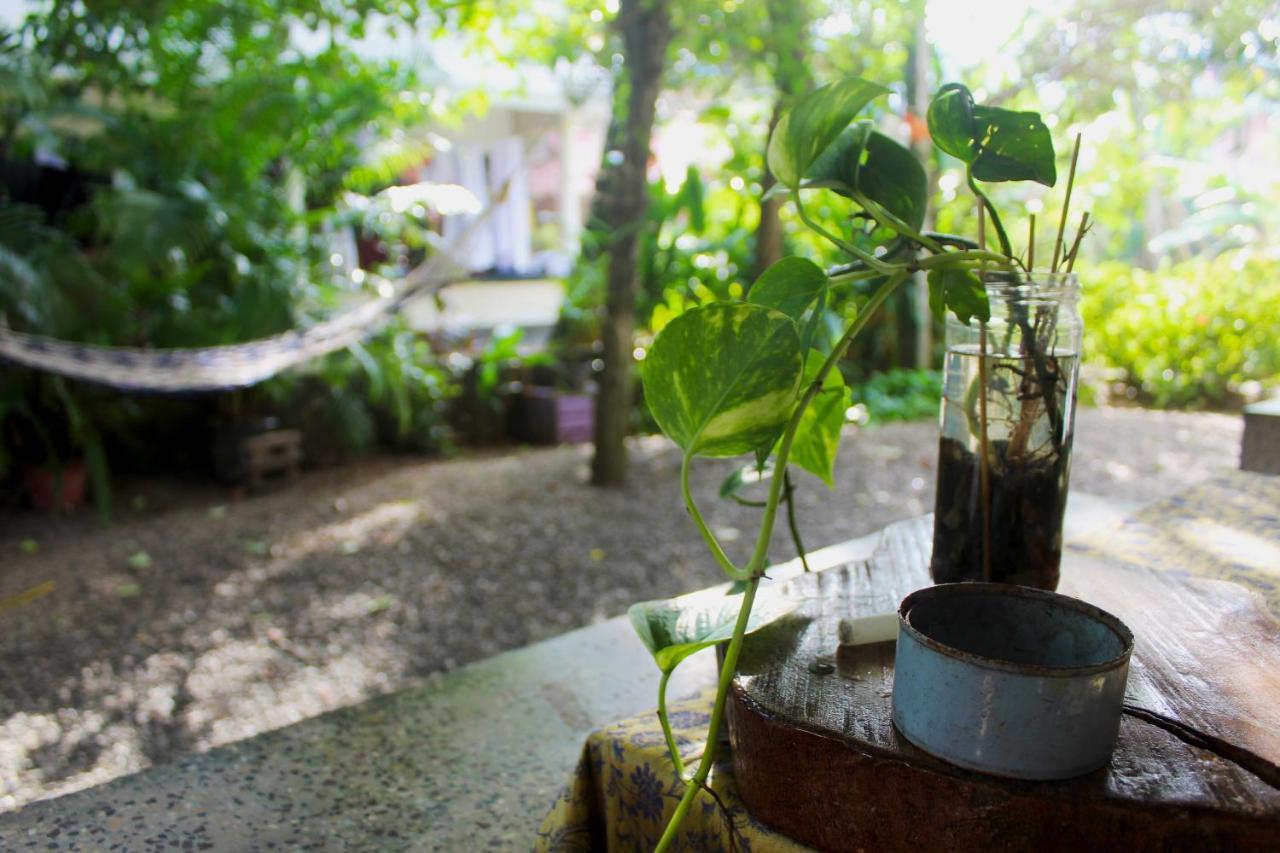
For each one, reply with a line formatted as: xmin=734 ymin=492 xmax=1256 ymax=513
xmin=730 ymin=471 xmax=1280 ymax=851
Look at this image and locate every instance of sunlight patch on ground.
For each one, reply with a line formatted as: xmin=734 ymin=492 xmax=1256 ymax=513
xmin=0 ymin=708 xmax=146 ymax=812
xmin=185 ymin=642 xmax=403 ymax=752
xmin=1179 ymin=520 xmax=1280 ymax=577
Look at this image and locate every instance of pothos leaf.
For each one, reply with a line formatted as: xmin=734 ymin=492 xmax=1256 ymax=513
xmin=787 ymin=350 xmax=850 ymax=487
xmin=643 ymin=303 xmax=803 ymax=458
xmin=766 ymin=77 xmax=889 ymax=189
xmin=928 ymin=267 xmax=990 ymax=325
xmin=969 ymin=105 xmax=1057 ymax=186
xmin=926 ymin=84 xmax=977 ymax=162
xmin=747 ymin=257 xmax=827 ymax=321
xmin=629 ymin=586 xmax=799 ymax=674
xmin=805 ymin=121 xmax=928 ymax=231
xmin=927 ymin=83 xmax=1057 ymax=187
xmin=719 ymin=462 xmax=773 ymax=501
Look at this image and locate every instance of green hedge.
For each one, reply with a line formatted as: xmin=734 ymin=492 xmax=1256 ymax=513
xmin=1082 ymin=251 xmax=1280 ymax=408
xmin=849 ymin=368 xmax=943 ymax=424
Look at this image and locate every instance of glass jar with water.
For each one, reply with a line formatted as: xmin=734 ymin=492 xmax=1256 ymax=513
xmin=930 ymin=271 xmax=1082 ymax=591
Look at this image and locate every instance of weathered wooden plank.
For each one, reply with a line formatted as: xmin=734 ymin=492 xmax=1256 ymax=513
xmin=729 ymin=515 xmax=1280 ymax=851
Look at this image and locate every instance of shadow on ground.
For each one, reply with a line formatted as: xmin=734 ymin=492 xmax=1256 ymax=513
xmin=0 ymin=407 xmax=1243 ymax=811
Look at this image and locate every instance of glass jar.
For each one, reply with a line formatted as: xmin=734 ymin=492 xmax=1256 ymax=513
xmin=929 ymin=271 xmax=1082 ymax=590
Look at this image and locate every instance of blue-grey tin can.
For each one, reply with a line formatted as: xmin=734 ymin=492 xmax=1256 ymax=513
xmin=891 ymin=582 xmax=1134 ymax=780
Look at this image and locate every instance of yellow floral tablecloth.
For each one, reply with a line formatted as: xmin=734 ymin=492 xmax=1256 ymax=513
xmin=536 ymin=470 xmax=1280 ymax=851
xmin=535 ymin=686 xmax=810 ymax=852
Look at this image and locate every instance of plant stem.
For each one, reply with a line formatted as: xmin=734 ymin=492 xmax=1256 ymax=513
xmin=656 ymin=272 xmax=909 ymax=850
xmin=744 ymin=270 xmax=907 ymax=578
xmin=977 ymin=206 xmax=993 ymax=582
xmin=966 ymin=170 xmax=1012 ymax=258
xmin=852 ymin=191 xmax=944 ymax=254
xmin=681 ymin=452 xmax=747 ymax=580
xmin=977 ymin=321 xmax=993 ymax=583
xmin=1065 ymin=212 xmax=1090 ymax=272
xmin=793 ymin=191 xmax=895 ymax=274
xmin=1027 ymin=213 xmax=1036 ymax=272
xmin=657 ymin=667 xmax=685 ymax=780
xmin=653 ymin=577 xmax=760 ymax=853
xmin=782 ymin=470 xmax=812 ymax=572
xmin=1051 ymin=133 xmax=1082 ymax=273
xmin=826 ymin=267 xmax=884 ymax=285
xmin=913 ymin=249 xmax=1010 ymax=270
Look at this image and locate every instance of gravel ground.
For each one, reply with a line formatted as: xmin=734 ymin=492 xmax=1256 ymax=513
xmin=0 ymin=407 xmax=1243 ymax=813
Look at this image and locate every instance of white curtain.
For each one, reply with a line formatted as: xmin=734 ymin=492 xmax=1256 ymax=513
xmin=436 ymin=147 xmax=496 ymax=273
xmin=488 ymin=137 xmax=534 ymax=276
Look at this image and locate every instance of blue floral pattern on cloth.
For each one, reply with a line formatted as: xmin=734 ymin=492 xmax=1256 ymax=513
xmin=534 ymin=688 xmax=809 ymax=852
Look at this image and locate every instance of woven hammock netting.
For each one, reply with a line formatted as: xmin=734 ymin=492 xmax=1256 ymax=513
xmin=0 ymin=183 xmax=500 ymax=394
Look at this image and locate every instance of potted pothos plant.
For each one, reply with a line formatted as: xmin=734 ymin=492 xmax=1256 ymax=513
xmin=628 ymin=78 xmax=1086 ymax=849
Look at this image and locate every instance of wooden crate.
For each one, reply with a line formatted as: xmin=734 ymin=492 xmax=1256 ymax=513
xmin=242 ymin=429 xmax=302 ymax=491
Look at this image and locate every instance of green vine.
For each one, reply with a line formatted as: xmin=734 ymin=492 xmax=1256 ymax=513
xmin=633 ymin=78 xmax=1086 ymax=850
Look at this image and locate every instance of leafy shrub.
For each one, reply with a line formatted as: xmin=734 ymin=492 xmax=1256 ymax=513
xmin=1082 ymin=251 xmax=1280 ymax=407
xmin=262 ymin=322 xmax=458 ymax=463
xmin=848 ymin=368 xmax=942 ymax=424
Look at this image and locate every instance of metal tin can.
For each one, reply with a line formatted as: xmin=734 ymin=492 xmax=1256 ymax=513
xmin=891 ymin=582 xmax=1133 ymax=780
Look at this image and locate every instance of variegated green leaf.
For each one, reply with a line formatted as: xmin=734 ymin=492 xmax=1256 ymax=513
xmin=766 ymin=77 xmax=889 ymax=189
xmin=748 ymin=257 xmax=827 ymax=321
xmin=629 ymin=586 xmax=798 ymax=673
xmin=643 ymin=303 xmax=803 ymax=458
xmin=788 ymin=350 xmax=850 ymax=486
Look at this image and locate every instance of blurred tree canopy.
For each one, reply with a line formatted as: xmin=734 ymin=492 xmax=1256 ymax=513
xmin=0 ymin=0 xmax=489 ymax=346
xmin=0 ymin=0 xmax=481 ymax=507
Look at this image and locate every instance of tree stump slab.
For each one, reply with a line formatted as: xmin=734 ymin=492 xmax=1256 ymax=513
xmin=728 ymin=516 xmax=1280 ymax=851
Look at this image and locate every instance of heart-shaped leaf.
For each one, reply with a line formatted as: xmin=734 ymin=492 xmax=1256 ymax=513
xmin=926 ymin=83 xmax=977 ymax=162
xmin=748 ymin=257 xmax=828 ymax=321
xmin=629 ymin=586 xmax=799 ymax=673
xmin=719 ymin=462 xmax=773 ymax=501
xmin=787 ymin=350 xmax=850 ymax=486
xmin=644 ymin=303 xmax=803 ymax=458
xmin=928 ymin=267 xmax=990 ymax=325
xmin=806 ymin=121 xmax=928 ymax=231
xmin=767 ymin=77 xmax=889 ymax=189
xmin=926 ymin=83 xmax=1057 ymax=187
xmin=969 ymin=105 xmax=1057 ymax=186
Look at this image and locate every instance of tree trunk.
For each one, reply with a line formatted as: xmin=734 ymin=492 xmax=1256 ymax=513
xmin=753 ymin=0 xmax=813 ymax=281
xmin=589 ymin=0 xmax=673 ymax=487
xmin=904 ymin=2 xmax=934 ymax=368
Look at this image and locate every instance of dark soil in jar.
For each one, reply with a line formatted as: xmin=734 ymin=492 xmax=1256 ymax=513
xmin=929 ymin=435 xmax=1072 ymax=590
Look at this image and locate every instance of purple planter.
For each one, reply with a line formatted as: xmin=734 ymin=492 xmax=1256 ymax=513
xmin=512 ymin=388 xmax=594 ymax=444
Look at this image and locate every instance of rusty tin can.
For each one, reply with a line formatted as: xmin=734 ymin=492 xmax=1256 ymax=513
xmin=891 ymin=582 xmax=1134 ymax=780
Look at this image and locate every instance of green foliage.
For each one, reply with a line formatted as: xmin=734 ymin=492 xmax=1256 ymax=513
xmin=850 ymin=368 xmax=943 ymax=424
xmin=927 ymin=84 xmax=1057 ymax=187
xmin=766 ymin=77 xmax=889 ymax=188
xmin=643 ymin=303 xmax=802 ymax=458
xmin=263 ymin=322 xmax=457 ymax=459
xmin=629 ymin=586 xmax=798 ymax=674
xmin=927 ymin=267 xmax=988 ymax=325
xmin=1082 ymin=251 xmax=1280 ymax=407
xmin=0 ymin=1 xmax=478 ymax=506
xmin=632 ymin=67 xmax=1074 ymax=851
xmin=806 ymin=122 xmax=929 ymax=231
xmin=748 ymin=257 xmax=827 ymax=322
xmin=788 ymin=350 xmax=850 ymax=487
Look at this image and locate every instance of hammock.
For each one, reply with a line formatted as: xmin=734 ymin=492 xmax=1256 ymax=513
xmin=0 ymin=180 xmax=504 ymax=393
